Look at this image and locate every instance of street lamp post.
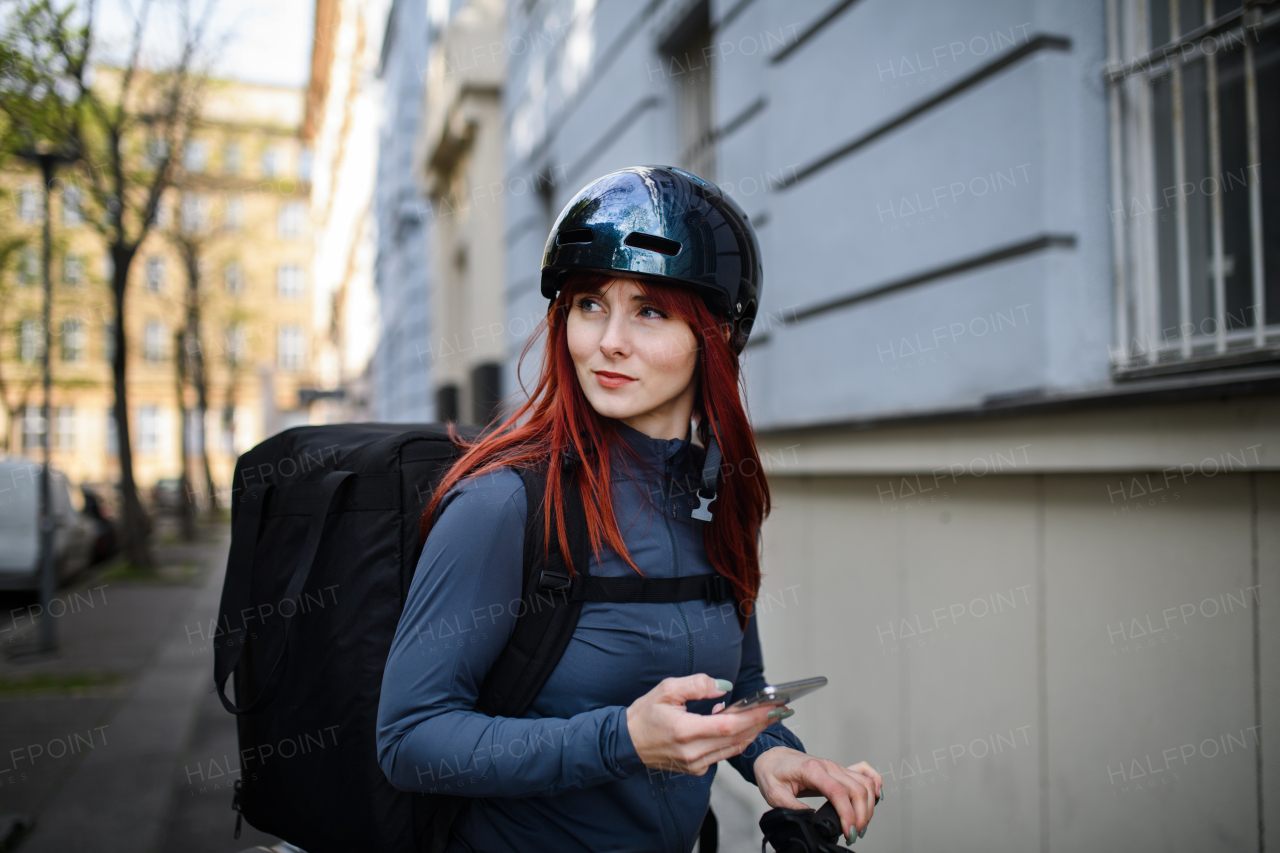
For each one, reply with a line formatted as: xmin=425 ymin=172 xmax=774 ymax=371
xmin=17 ymin=145 xmax=78 ymax=654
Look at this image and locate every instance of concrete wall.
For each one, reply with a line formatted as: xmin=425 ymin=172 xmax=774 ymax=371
xmin=742 ymin=463 xmax=1276 ymax=852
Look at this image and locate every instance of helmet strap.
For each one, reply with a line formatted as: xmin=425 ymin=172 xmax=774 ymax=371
xmin=692 ymin=434 xmax=722 ymax=522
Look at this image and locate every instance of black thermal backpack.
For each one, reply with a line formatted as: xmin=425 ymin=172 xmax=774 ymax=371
xmin=213 ymin=422 xmax=733 ymax=853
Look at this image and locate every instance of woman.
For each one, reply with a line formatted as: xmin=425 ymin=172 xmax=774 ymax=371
xmin=377 ymin=166 xmax=880 ymax=853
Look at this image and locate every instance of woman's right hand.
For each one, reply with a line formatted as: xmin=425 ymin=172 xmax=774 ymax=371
xmin=625 ymin=674 xmax=780 ymax=775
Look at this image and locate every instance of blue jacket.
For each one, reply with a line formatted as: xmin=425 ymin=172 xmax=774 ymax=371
xmin=376 ymin=421 xmax=804 ymax=853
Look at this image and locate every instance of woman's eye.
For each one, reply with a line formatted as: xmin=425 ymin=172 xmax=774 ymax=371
xmin=639 ymin=306 xmax=666 ymax=319
xmin=577 ymin=297 xmax=600 ymax=312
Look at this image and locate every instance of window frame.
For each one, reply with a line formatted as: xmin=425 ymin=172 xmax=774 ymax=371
xmin=1105 ymin=0 xmax=1280 ymax=377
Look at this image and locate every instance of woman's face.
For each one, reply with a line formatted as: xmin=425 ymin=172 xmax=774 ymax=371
xmin=566 ymin=278 xmax=699 ymax=440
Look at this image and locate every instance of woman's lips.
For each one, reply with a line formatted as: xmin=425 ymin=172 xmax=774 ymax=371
xmin=594 ymin=370 xmax=636 ymax=389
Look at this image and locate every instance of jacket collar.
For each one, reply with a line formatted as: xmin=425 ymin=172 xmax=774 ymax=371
xmin=613 ymin=420 xmax=693 ymax=472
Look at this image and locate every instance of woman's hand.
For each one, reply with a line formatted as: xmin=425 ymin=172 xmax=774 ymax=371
xmin=754 ymin=746 xmax=883 ymax=843
xmin=625 ymin=674 xmax=778 ymax=775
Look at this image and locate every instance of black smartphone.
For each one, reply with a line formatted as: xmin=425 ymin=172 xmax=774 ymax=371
xmin=717 ymin=676 xmax=828 ymax=713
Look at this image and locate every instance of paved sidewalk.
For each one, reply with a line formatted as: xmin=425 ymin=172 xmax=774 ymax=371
xmin=0 ymin=521 xmax=277 ymax=853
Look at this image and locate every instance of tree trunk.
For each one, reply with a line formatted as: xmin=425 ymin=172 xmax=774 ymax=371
xmin=181 ymin=242 xmax=218 ymax=515
xmin=110 ymin=244 xmax=155 ymax=568
xmin=174 ymin=330 xmax=196 ymax=541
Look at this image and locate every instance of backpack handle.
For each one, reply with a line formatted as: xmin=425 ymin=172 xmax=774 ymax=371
xmin=214 ymin=470 xmax=354 ymax=715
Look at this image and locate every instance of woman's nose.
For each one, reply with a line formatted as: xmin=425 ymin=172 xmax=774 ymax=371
xmin=598 ymin=313 xmax=630 ymax=355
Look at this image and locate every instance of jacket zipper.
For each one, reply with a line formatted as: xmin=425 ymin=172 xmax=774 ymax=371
xmin=661 ymin=457 xmax=693 ymax=677
xmin=659 ymin=455 xmax=689 ymax=853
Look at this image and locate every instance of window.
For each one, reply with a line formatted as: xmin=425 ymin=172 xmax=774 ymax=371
xmin=261 ymin=147 xmax=282 ymax=178
xmin=225 ymin=323 xmax=246 ymax=366
xmin=62 ymin=186 xmax=83 ymax=226
xmin=224 ymin=195 xmax=244 ymax=231
xmin=224 ymin=261 xmax=245 ymax=294
xmin=56 ymin=406 xmax=74 ymax=449
xmin=277 ymin=264 xmax=305 ymax=299
xmin=106 ymin=408 xmax=118 ymax=457
xmin=138 ymin=405 xmax=159 ymax=454
xmin=145 ymin=256 xmax=165 ymax=293
xmin=17 ymin=247 xmax=38 ymax=285
xmin=62 ymin=254 xmax=83 ymax=287
xmin=662 ymin=1 xmax=716 ymax=180
xmin=298 ymin=148 xmax=314 ymax=183
xmin=222 ymin=142 xmax=242 ymax=175
xmin=18 ymin=318 xmax=43 ymax=362
xmin=143 ymin=319 xmax=165 ymax=362
xmin=222 ymin=406 xmax=237 ymax=454
xmin=21 ymin=406 xmax=44 ymax=452
xmin=146 ymin=136 xmax=169 ymax=168
xmin=1106 ymin=1 xmax=1279 ymax=375
xmin=18 ymin=185 xmax=42 ymax=224
xmin=183 ymin=139 xmax=208 ymax=173
xmin=278 ymin=323 xmax=304 ymax=370
xmin=180 ymin=193 xmax=208 ymax=234
xmin=278 ymin=201 xmax=306 ymax=239
xmin=60 ymin=317 xmax=85 ymax=363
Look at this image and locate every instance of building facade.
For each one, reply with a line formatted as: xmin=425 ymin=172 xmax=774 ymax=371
xmin=0 ymin=76 xmax=315 ymax=506
xmin=500 ymin=1 xmax=1279 ymax=851
xmin=370 ymin=0 xmax=435 ymax=423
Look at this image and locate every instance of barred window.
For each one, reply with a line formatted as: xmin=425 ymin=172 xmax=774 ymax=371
xmin=1106 ymin=0 xmax=1280 ymax=376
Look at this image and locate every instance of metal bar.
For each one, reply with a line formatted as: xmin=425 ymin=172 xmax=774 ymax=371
xmin=1206 ymin=0 xmax=1227 ymax=354
xmin=1243 ymin=12 xmax=1266 ymax=347
xmin=1171 ymin=0 xmax=1193 ymax=359
xmin=1131 ymin=0 xmax=1162 ymax=363
xmin=1107 ymin=0 xmax=1131 ymax=365
xmin=1107 ymin=6 xmax=1245 ymax=80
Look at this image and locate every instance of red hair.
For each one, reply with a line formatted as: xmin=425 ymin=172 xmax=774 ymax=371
xmin=419 ymin=273 xmax=770 ymax=628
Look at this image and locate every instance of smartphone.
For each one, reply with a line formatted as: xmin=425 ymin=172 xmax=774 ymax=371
xmin=716 ymin=676 xmax=828 ymax=713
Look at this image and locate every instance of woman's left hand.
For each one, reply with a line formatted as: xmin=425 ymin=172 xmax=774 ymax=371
xmin=753 ymin=746 xmax=883 ymax=843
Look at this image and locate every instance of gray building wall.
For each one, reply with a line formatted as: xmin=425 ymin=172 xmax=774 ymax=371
xmin=372 ymin=0 xmax=435 ymax=423
xmin=502 ymin=1 xmax=1279 ymax=851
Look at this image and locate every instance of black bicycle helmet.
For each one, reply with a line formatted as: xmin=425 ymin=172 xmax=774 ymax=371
xmin=540 ymin=165 xmax=763 ymax=354
xmin=541 ymin=165 xmax=763 ymax=522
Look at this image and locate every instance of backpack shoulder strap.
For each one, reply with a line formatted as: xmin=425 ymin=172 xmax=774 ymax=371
xmin=476 ymin=461 xmax=589 ymax=718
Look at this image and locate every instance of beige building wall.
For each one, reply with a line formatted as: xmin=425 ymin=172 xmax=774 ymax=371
xmin=711 ymin=396 xmax=1280 ymax=852
xmin=0 ymin=75 xmax=314 ymax=507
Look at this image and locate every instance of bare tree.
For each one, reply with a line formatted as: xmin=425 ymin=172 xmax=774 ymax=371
xmin=1 ymin=0 xmax=218 ymax=567
xmin=166 ymin=192 xmax=218 ymax=516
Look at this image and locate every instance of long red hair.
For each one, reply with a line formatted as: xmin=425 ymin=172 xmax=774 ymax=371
xmin=419 ymin=272 xmax=770 ymax=627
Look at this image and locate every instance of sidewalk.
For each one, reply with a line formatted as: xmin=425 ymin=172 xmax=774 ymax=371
xmin=0 ymin=519 xmax=277 ymax=853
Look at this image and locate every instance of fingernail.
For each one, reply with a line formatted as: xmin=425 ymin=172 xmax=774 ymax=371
xmin=845 ymin=829 xmax=854 ymax=845
xmin=765 ymin=707 xmax=794 ymax=722
xmin=714 ymin=678 xmax=733 ymax=693
xmin=858 ymin=827 xmax=866 ymax=838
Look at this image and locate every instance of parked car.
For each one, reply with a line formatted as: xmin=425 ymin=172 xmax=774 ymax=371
xmin=150 ymin=477 xmax=185 ymax=511
xmin=80 ymin=483 xmax=120 ymax=563
xmin=0 ymin=460 xmax=98 ymax=591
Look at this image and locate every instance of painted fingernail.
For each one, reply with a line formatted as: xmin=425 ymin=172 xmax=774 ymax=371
xmin=714 ymin=679 xmax=733 ymax=693
xmin=766 ymin=707 xmax=795 ymax=722
xmin=858 ymin=827 xmax=866 ymax=838
xmin=844 ymin=828 xmax=854 ymax=845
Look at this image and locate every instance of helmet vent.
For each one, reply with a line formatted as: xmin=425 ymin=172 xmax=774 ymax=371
xmin=556 ymin=228 xmax=594 ymax=245
xmin=624 ymin=231 xmax=681 ymax=256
